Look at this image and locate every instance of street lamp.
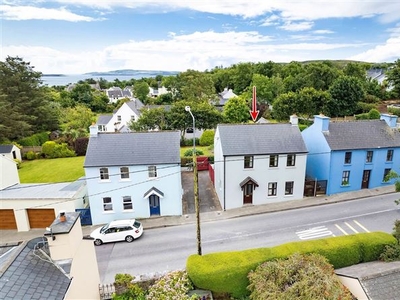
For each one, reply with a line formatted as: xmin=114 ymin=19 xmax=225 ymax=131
xmin=185 ymin=106 xmax=202 ymax=255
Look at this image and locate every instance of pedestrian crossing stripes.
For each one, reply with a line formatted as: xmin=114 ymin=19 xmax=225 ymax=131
xmin=296 ymin=220 xmax=370 ymax=240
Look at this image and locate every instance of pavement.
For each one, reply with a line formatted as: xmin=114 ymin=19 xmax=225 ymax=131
xmin=0 ymin=183 xmax=397 ymax=245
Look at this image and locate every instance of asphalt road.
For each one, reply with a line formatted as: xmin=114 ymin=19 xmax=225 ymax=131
xmin=95 ymin=193 xmax=400 ymax=283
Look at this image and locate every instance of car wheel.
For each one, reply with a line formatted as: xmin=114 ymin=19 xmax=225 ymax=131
xmin=94 ymin=239 xmax=103 ymax=246
xmin=125 ymin=235 xmax=134 ymax=243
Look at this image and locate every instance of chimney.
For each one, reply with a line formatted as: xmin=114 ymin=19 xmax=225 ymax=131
xmin=380 ymin=113 xmax=398 ymax=128
xmin=290 ymin=114 xmax=298 ymax=126
xmin=314 ymin=114 xmax=330 ymax=132
xmin=59 ymin=210 xmax=66 ymax=222
xmin=89 ymin=123 xmax=98 ymax=137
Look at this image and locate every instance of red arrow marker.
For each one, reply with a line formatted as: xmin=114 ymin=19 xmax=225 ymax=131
xmin=250 ymin=85 xmax=259 ymax=122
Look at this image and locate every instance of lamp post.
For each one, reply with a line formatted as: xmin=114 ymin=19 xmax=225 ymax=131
xmin=185 ymin=106 xmax=202 ymax=255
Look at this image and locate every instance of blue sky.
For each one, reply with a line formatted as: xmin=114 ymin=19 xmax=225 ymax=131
xmin=1 ymin=1 xmax=400 ymax=74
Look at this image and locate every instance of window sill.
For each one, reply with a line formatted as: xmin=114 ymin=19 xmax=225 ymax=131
xmin=119 ymin=179 xmax=131 ymax=182
xmin=122 ymin=209 xmax=134 ymax=212
xmin=102 ymin=210 xmax=115 ymax=214
xmin=341 ymin=185 xmax=350 ymax=187
xmin=99 ymin=179 xmax=111 ymax=183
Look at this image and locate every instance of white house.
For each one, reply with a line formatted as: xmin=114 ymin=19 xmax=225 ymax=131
xmin=96 ymin=98 xmax=145 ymax=133
xmin=149 ymin=86 xmax=168 ymax=98
xmin=213 ymin=116 xmax=308 ymax=210
xmin=84 ymin=126 xmax=182 ymax=225
xmin=106 ymin=86 xmax=133 ymax=103
xmin=0 ymin=154 xmax=19 ymax=191
xmin=0 ymin=144 xmax=22 ymax=161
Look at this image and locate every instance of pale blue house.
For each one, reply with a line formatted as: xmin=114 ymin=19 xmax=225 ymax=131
xmin=84 ymin=126 xmax=182 ymax=225
xmin=301 ymin=114 xmax=400 ymax=195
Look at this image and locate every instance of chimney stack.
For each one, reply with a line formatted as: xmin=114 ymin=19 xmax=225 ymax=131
xmin=59 ymin=210 xmax=66 ymax=222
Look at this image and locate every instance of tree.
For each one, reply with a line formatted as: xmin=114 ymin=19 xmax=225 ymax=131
xmin=248 ymin=74 xmax=284 ymax=105
xmin=230 ymin=62 xmax=255 ymax=94
xmin=178 ymin=70 xmax=217 ymax=102
xmin=129 ymin=107 xmax=169 ymax=131
xmin=0 ymin=56 xmax=59 ymax=142
xmin=133 ymin=81 xmax=150 ymax=102
xmin=387 ymin=59 xmax=400 ymax=98
xmin=69 ymin=82 xmax=94 ymax=107
xmin=247 ymin=253 xmax=354 ymax=300
xmin=303 ymin=62 xmax=341 ymax=91
xmin=59 ymin=104 xmax=96 ymax=132
xmin=223 ymin=96 xmax=250 ymax=123
xmin=327 ymin=75 xmax=365 ymax=117
xmin=297 ymin=87 xmax=331 ymax=119
xmin=343 ymin=62 xmax=367 ymax=80
xmin=272 ymin=92 xmax=299 ymax=121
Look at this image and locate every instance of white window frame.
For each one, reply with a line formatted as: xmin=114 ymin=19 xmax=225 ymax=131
xmin=122 ymin=196 xmax=133 ymax=210
xmin=100 ymin=167 xmax=109 ymax=180
xmin=268 ymin=182 xmax=277 ymax=196
xmin=148 ymin=165 xmax=157 ymax=178
xmin=103 ymin=197 xmax=113 ymax=211
xmin=120 ymin=167 xmax=130 ymax=179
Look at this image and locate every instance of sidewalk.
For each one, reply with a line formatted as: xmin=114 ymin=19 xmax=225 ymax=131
xmin=0 ymin=185 xmax=396 ymax=245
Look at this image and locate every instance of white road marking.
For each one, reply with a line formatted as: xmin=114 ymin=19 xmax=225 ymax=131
xmin=296 ymin=226 xmax=334 ymax=240
xmin=345 ymin=222 xmax=359 ymax=233
xmin=335 ymin=224 xmax=349 ymax=235
xmin=353 ymin=220 xmax=370 ymax=232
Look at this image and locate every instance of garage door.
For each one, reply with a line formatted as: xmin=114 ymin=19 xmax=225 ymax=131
xmin=0 ymin=209 xmax=17 ymax=229
xmin=27 ymin=209 xmax=55 ymax=228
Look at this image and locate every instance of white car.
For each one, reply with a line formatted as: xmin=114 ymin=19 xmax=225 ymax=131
xmin=90 ymin=219 xmax=143 ymax=246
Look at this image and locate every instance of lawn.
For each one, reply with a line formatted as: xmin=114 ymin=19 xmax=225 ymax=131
xmin=180 ymin=146 xmax=214 ymax=157
xmin=18 ymin=156 xmax=85 ymax=183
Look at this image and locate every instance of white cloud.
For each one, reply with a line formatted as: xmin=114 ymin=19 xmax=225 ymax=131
xmin=261 ymin=14 xmax=280 ymax=26
xmin=0 ymin=5 xmax=99 ymax=21
xmin=279 ymin=21 xmax=314 ymax=31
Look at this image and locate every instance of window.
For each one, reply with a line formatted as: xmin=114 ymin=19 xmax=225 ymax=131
xmin=268 ymin=182 xmax=277 ymax=196
xmin=387 ymin=150 xmax=394 ymax=162
xmin=123 ymin=196 xmax=133 ymax=210
xmin=344 ymin=152 xmax=352 ymax=164
xmin=244 ymin=156 xmax=254 ymax=168
xmin=287 ymin=154 xmax=296 ymax=167
xmin=98 ymin=125 xmax=106 ymax=132
xmin=366 ymin=151 xmax=373 ymax=163
xmin=383 ymin=168 xmax=391 ymax=181
xmin=103 ymin=197 xmax=113 ymax=211
xmin=269 ymin=155 xmax=278 ymax=167
xmin=131 ymin=115 xmax=135 ymax=121
xmin=148 ymin=166 xmax=157 ymax=178
xmin=100 ymin=167 xmax=109 ymax=180
xmin=342 ymin=171 xmax=350 ymax=185
xmin=285 ymin=181 xmax=294 ymax=195
xmin=120 ymin=167 xmax=129 ymax=179
xmin=117 ymin=115 xmax=121 ymax=121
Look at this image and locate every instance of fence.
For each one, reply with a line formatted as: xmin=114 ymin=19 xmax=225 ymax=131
xmin=99 ymin=284 xmax=115 ymax=300
xmin=21 ymin=146 xmax=42 ymax=155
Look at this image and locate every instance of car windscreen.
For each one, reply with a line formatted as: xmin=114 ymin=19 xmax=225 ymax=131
xmin=133 ymin=221 xmax=141 ymax=228
xmin=100 ymin=224 xmax=109 ymax=233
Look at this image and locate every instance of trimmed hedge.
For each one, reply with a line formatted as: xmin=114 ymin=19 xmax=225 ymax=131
xmin=186 ymin=232 xmax=396 ymax=298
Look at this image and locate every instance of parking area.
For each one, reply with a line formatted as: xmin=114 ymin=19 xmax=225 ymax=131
xmin=181 ymin=169 xmax=221 ymax=214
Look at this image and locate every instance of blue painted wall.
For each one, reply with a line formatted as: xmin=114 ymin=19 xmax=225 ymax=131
xmin=85 ymin=164 xmax=182 ymax=225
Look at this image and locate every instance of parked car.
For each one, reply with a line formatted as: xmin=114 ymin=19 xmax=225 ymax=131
xmin=90 ymin=219 xmax=143 ymax=246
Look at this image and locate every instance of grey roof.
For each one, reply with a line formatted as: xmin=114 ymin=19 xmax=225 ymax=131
xmin=1 ymin=179 xmax=86 ymax=199
xmin=0 ymin=241 xmax=70 ymax=299
xmin=217 ymin=123 xmax=308 ymax=156
xmin=0 ymin=145 xmax=13 ymax=153
xmin=84 ymin=131 xmax=181 ymax=167
xmin=126 ymin=99 xmax=145 ymax=115
xmin=143 ymin=186 xmax=164 ymax=198
xmin=97 ymin=114 xmax=112 ymax=125
xmin=324 ymin=120 xmax=400 ymax=150
xmin=336 ymin=261 xmax=400 ymax=300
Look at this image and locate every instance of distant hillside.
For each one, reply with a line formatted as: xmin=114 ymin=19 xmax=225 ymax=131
xmin=84 ymin=69 xmax=179 ymax=76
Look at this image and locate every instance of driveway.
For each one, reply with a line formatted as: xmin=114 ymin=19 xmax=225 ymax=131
xmin=181 ymin=169 xmax=221 ymax=214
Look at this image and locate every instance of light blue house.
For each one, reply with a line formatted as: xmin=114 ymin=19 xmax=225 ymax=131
xmin=84 ymin=126 xmax=182 ymax=225
xmin=301 ymin=114 xmax=400 ymax=195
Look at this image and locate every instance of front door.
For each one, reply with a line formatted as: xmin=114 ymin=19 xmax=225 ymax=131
xmin=362 ymin=170 xmax=371 ymax=189
xmin=243 ymin=183 xmax=253 ymax=205
xmin=149 ymin=195 xmax=160 ymax=216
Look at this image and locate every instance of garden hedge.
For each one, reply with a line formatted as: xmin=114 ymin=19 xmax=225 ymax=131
xmin=186 ymin=232 xmax=396 ymax=298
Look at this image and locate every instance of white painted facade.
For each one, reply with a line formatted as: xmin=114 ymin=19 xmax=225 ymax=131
xmin=102 ymin=100 xmax=142 ymax=132
xmin=0 ymin=155 xmax=20 ymax=190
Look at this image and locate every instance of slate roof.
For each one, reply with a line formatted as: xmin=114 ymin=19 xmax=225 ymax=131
xmin=323 ymin=120 xmax=400 ymax=150
xmin=0 ymin=241 xmax=71 ymax=299
xmin=336 ymin=261 xmax=400 ymax=300
xmin=1 ymin=179 xmax=86 ymax=199
xmin=84 ymin=131 xmax=181 ymax=167
xmin=217 ymin=123 xmax=308 ymax=156
xmin=0 ymin=145 xmax=13 ymax=154
xmin=96 ymin=115 xmax=112 ymax=125
xmin=126 ymin=99 xmax=145 ymax=115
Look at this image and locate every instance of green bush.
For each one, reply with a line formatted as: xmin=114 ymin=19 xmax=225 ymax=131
xmin=186 ymin=232 xmax=396 ymax=298
xmin=388 ymin=106 xmax=400 ymax=116
xmin=183 ymin=138 xmax=200 ymax=147
xmin=357 ymin=102 xmax=377 ymax=113
xmin=41 ymin=141 xmax=76 ymax=159
xmin=184 ymin=149 xmax=204 ymax=157
xmin=113 ymin=273 xmax=145 ymax=300
xmin=247 ymin=253 xmax=354 ymax=300
xmin=368 ymin=108 xmax=381 ymax=119
xmin=25 ymin=151 xmax=37 ymax=160
xmin=18 ymin=132 xmax=49 ymax=146
xmin=199 ymin=130 xmax=215 ymax=146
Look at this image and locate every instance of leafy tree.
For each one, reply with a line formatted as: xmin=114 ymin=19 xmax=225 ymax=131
xmin=129 ymin=107 xmax=169 ymax=131
xmin=231 ymin=62 xmax=255 ymax=94
xmin=133 ymin=81 xmax=150 ymax=102
xmin=247 ymin=253 xmax=354 ymax=300
xmin=248 ymin=74 xmax=284 ymax=105
xmin=343 ymin=62 xmax=367 ymax=80
xmin=69 ymin=82 xmax=94 ymax=107
xmin=387 ymin=59 xmax=400 ymax=98
xmin=59 ymin=104 xmax=96 ymax=132
xmin=327 ymin=75 xmax=365 ymax=117
xmin=179 ymin=70 xmax=217 ymax=102
xmin=223 ymin=96 xmax=250 ymax=123
xmin=297 ymin=87 xmax=331 ymax=119
xmin=0 ymin=56 xmax=59 ymax=142
xmin=272 ymin=92 xmax=299 ymax=121
xmin=210 ymin=67 xmax=234 ymax=94
xmin=254 ymin=61 xmax=280 ymax=78
xmin=303 ymin=62 xmax=341 ymax=90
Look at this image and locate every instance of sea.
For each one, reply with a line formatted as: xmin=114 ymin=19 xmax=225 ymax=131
xmin=41 ymin=72 xmax=176 ymax=87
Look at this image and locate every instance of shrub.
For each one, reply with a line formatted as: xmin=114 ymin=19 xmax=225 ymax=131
xmin=146 ymin=270 xmax=196 ymax=300
xmin=113 ymin=273 xmax=145 ymax=300
xmin=184 ymin=149 xmax=204 ymax=157
xmin=13 ymin=159 xmax=22 ymax=169
xmin=368 ymin=108 xmax=381 ymax=119
xmin=380 ymin=220 xmax=400 ymax=262
xmin=41 ymin=141 xmax=76 ymax=159
xmin=388 ymin=106 xmax=400 ymax=116
xmin=357 ymin=102 xmax=377 ymax=113
xmin=74 ymin=137 xmax=89 ymax=156
xmin=18 ymin=132 xmax=49 ymax=146
xmin=25 ymin=151 xmax=37 ymax=160
xmin=199 ymin=130 xmax=214 ymax=146
xmin=183 ymin=138 xmax=200 ymax=147
xmin=247 ymin=253 xmax=354 ymax=300
xmin=186 ymin=232 xmax=396 ymax=298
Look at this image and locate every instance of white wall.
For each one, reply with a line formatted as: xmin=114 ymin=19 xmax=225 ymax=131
xmin=0 ymin=155 xmax=19 ymax=190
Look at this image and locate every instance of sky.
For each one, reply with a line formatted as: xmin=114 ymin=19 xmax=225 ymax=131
xmin=1 ymin=0 xmax=400 ymax=75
